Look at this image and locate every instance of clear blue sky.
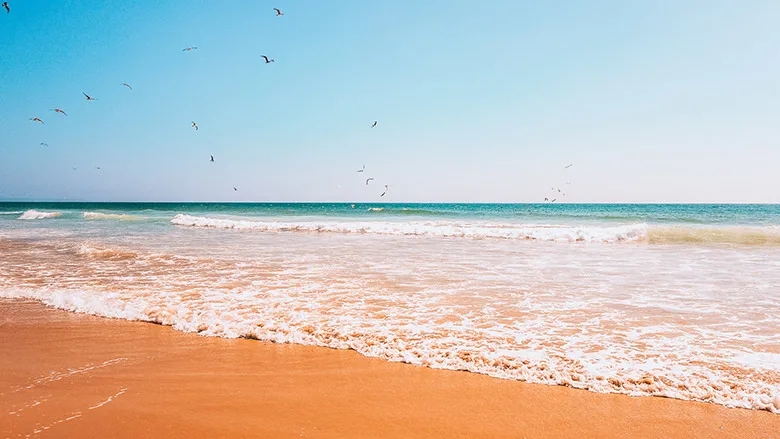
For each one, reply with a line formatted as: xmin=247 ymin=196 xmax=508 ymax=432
xmin=1 ymin=0 xmax=778 ymax=203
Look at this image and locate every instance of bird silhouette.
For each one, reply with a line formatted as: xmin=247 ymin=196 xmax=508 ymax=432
xmin=357 ymin=165 xmax=365 ymax=173
xmin=261 ymin=55 xmax=275 ymax=64
xmin=192 ymin=121 xmax=199 ymax=131
xmin=182 ymin=46 xmax=198 ymax=52
xmin=122 ymin=83 xmax=133 ymax=90
xmin=273 ymin=8 xmax=283 ymax=16
xmin=366 ymin=178 xmax=374 ymax=186
xmin=83 ymin=92 xmax=96 ymax=101
xmin=40 ymin=143 xmax=49 ymax=147
xmin=371 ymin=121 xmax=377 ymax=128
xmin=51 ymin=108 xmax=68 ymax=116
xmin=210 ymin=155 xmax=215 ymax=163
xmin=2 ymin=2 xmax=8 ymax=13
xmin=380 ymin=185 xmax=389 ymax=197
xmin=30 ymin=117 xmax=44 ymax=124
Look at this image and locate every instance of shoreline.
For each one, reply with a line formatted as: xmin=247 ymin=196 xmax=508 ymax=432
xmin=1 ymin=299 xmax=778 ymax=438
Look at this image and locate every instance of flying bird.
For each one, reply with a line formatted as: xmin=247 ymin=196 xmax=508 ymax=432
xmin=192 ymin=121 xmax=198 ymax=131
xmin=551 ymin=198 xmax=557 ymax=203
xmin=261 ymin=55 xmax=275 ymax=63
xmin=371 ymin=121 xmax=377 ymax=128
xmin=30 ymin=117 xmax=44 ymax=124
xmin=210 ymin=155 xmax=214 ymax=162
xmin=380 ymin=185 xmax=389 ymax=197
xmin=122 ymin=83 xmax=133 ymax=90
xmin=357 ymin=165 xmax=365 ymax=173
xmin=233 ymin=187 xmax=238 ymax=191
xmin=83 ymin=92 xmax=96 ymax=101
xmin=2 ymin=2 xmax=8 ymax=13
xmin=365 ymin=178 xmax=374 ymax=186
xmin=51 ymin=108 xmax=68 ymax=116
xmin=40 ymin=143 xmax=49 ymax=147
xmin=273 ymin=8 xmax=283 ymax=16
xmin=565 ymin=164 xmax=573 ymax=169
xmin=544 ymin=197 xmax=549 ymax=202
xmin=182 ymin=46 xmax=198 ymax=52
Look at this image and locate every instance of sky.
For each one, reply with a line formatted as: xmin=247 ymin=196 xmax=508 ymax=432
xmin=1 ymin=0 xmax=779 ymax=203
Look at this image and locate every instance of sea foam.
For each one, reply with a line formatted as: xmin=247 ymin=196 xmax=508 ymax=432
xmin=170 ymin=214 xmax=648 ymax=243
xmin=18 ymin=210 xmax=62 ymax=220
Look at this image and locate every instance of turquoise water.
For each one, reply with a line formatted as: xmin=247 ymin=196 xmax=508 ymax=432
xmin=2 ymin=203 xmax=780 ymax=225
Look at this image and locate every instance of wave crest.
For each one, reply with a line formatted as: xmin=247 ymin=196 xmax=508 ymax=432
xmin=18 ymin=210 xmax=62 ymax=220
xmin=83 ymin=212 xmax=139 ymax=221
xmin=171 ymin=214 xmax=647 ymax=243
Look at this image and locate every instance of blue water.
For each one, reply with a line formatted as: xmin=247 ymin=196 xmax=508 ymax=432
xmin=2 ymin=203 xmax=780 ymax=225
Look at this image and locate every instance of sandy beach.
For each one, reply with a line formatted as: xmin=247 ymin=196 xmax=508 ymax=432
xmin=1 ymin=299 xmax=777 ymax=439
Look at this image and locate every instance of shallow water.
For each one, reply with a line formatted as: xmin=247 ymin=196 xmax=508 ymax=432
xmin=1 ymin=203 xmax=779 ymax=412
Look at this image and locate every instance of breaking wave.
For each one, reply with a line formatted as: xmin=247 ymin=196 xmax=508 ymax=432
xmin=83 ymin=211 xmax=139 ymax=221
xmin=18 ymin=210 xmax=62 ymax=220
xmin=170 ymin=214 xmax=647 ymax=243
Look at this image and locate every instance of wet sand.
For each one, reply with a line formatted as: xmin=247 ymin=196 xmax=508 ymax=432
xmin=1 ymin=299 xmax=777 ymax=439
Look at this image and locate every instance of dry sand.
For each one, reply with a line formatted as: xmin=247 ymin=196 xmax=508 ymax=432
xmin=1 ymin=299 xmax=777 ymax=439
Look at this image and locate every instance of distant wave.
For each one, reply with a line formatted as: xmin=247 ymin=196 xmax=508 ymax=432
xmin=83 ymin=211 xmax=139 ymax=221
xmin=18 ymin=210 xmax=62 ymax=220
xmin=0 ymin=211 xmax=23 ymax=215
xmin=170 ymin=214 xmax=647 ymax=243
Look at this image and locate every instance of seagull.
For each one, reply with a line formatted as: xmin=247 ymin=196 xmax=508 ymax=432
xmin=210 ymin=155 xmax=214 ymax=162
xmin=122 ymin=83 xmax=133 ymax=90
xmin=182 ymin=46 xmax=198 ymax=52
xmin=192 ymin=121 xmax=198 ymax=131
xmin=2 ymin=2 xmax=8 ymax=13
xmin=261 ymin=55 xmax=275 ymax=63
xmin=40 ymin=143 xmax=49 ymax=147
xmin=51 ymin=108 xmax=68 ymax=116
xmin=273 ymin=8 xmax=283 ymax=16
xmin=30 ymin=117 xmax=44 ymax=124
xmin=83 ymin=92 xmax=96 ymax=101
xmin=371 ymin=121 xmax=377 ymax=128
xmin=380 ymin=185 xmax=389 ymax=197
xmin=233 ymin=187 xmax=238 ymax=191
xmin=565 ymin=164 xmax=573 ymax=169
xmin=544 ymin=197 xmax=549 ymax=202
xmin=357 ymin=165 xmax=365 ymax=173
xmin=551 ymin=198 xmax=557 ymax=203
xmin=95 ymin=166 xmax=101 ymax=170
xmin=365 ymin=178 xmax=374 ymax=186
xmin=557 ymin=188 xmax=561 ymax=193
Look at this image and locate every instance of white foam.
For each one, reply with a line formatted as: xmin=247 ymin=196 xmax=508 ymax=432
xmin=18 ymin=210 xmax=62 ymax=220
xmin=0 ymin=211 xmax=23 ymax=215
xmin=170 ymin=214 xmax=648 ymax=243
xmin=83 ymin=211 xmax=138 ymax=221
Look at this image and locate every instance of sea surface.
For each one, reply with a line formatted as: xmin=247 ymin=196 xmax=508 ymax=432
xmin=1 ymin=202 xmax=779 ymax=412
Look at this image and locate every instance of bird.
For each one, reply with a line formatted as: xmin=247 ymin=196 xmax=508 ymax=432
xmin=371 ymin=121 xmax=377 ymax=128
xmin=273 ymin=8 xmax=283 ymax=16
xmin=40 ymin=143 xmax=49 ymax=147
xmin=366 ymin=178 xmax=374 ymax=186
xmin=182 ymin=46 xmax=198 ymax=52
xmin=30 ymin=117 xmax=44 ymax=124
xmin=51 ymin=108 xmax=68 ymax=116
xmin=192 ymin=121 xmax=198 ymax=131
xmin=122 ymin=83 xmax=133 ymax=90
xmin=565 ymin=164 xmax=573 ymax=169
xmin=2 ymin=2 xmax=8 ymax=14
xmin=380 ymin=185 xmax=389 ymax=197
xmin=71 ymin=166 xmax=78 ymax=171
xmin=261 ymin=55 xmax=275 ymax=63
xmin=83 ymin=92 xmax=96 ymax=101
xmin=544 ymin=197 xmax=549 ymax=202
xmin=357 ymin=165 xmax=365 ymax=173
xmin=210 ymin=155 xmax=215 ymax=162
xmin=551 ymin=198 xmax=557 ymax=203
xmin=233 ymin=187 xmax=238 ymax=191
xmin=557 ymin=188 xmax=561 ymax=193
xmin=95 ymin=166 xmax=101 ymax=170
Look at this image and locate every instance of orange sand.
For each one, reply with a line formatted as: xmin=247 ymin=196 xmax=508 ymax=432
xmin=1 ymin=299 xmax=777 ymax=438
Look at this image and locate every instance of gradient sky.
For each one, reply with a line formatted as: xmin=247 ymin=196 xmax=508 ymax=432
xmin=1 ymin=0 xmax=779 ymax=203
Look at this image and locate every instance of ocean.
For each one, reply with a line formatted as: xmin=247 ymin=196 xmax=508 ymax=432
xmin=1 ymin=202 xmax=779 ymax=413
